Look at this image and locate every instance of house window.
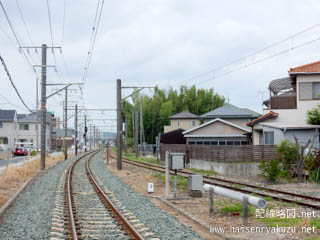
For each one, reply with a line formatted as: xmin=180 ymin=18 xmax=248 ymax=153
xmin=234 ymin=141 xmax=241 ymax=145
xmin=299 ymin=82 xmax=320 ymax=100
xmin=211 ymin=141 xmax=218 ymax=145
xmin=189 ymin=141 xmax=195 ymax=145
xmin=241 ymin=141 xmax=248 ymax=145
xmin=203 ymin=141 xmax=210 ymax=145
xmin=0 ymin=121 xmax=2 ymax=128
xmin=264 ymin=131 xmax=274 ymax=145
xmin=227 ymin=141 xmax=234 ymax=145
xmin=190 ymin=120 xmax=196 ymax=127
xmin=196 ymin=141 xmax=203 ymax=145
xmin=19 ymin=124 xmax=29 ymax=130
xmin=0 ymin=137 xmax=8 ymax=144
xmin=219 ymin=141 xmax=226 ymax=145
xmin=178 ymin=120 xmax=180 ymax=127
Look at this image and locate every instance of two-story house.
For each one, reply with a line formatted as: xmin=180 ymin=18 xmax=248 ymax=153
xmin=164 ymin=111 xmax=200 ymax=133
xmin=17 ymin=111 xmax=53 ymax=151
xmin=0 ymin=110 xmax=18 ymax=151
xmin=247 ymin=60 xmax=320 ymax=146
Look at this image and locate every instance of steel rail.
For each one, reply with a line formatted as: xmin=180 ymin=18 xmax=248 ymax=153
xmin=110 ymin=154 xmax=320 ymax=209
xmin=65 ymin=151 xmax=98 ymax=240
xmin=86 ymin=154 xmax=145 ymax=240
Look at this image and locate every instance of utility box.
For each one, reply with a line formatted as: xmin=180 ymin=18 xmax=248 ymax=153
xmin=169 ymin=153 xmax=185 ymax=170
xmin=188 ymin=175 xmax=203 ymax=191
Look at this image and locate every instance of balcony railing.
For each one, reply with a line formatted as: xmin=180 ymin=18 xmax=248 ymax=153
xmin=270 ymin=95 xmax=297 ymax=109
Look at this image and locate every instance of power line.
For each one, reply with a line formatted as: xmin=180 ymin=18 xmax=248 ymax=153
xmin=0 ymin=54 xmax=32 ymax=113
xmin=196 ymin=35 xmax=320 ymax=86
xmin=15 ymin=0 xmax=35 ymax=47
xmin=82 ymin=0 xmax=105 ymax=84
xmin=171 ymin=23 xmax=320 ymax=87
xmin=0 ymin=0 xmax=39 ymax=78
xmin=61 ymin=0 xmax=66 ymax=46
xmin=46 ymin=0 xmax=65 ymax=83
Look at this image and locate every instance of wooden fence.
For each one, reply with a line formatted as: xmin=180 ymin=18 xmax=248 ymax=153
xmin=160 ymin=144 xmax=277 ymax=163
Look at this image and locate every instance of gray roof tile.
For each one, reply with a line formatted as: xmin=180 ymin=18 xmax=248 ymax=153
xmin=169 ymin=111 xmax=199 ymax=119
xmin=0 ymin=110 xmax=16 ymax=121
xmin=201 ymin=104 xmax=260 ymax=118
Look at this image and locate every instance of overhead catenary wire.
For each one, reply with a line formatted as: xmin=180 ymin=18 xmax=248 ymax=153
xmin=196 ymin=34 xmax=320 ymax=86
xmin=82 ymin=0 xmax=105 ymax=84
xmin=15 ymin=0 xmax=35 ymax=47
xmin=0 ymin=54 xmax=32 ymax=113
xmin=170 ymin=23 xmax=320 ymax=87
xmin=0 ymin=0 xmax=39 ymax=78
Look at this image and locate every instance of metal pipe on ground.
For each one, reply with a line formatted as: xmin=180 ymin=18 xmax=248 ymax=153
xmin=203 ymin=184 xmax=267 ymax=208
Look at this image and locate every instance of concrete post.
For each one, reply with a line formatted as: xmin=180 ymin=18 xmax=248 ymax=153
xmin=242 ymin=196 xmax=249 ymax=225
xmin=165 ymin=151 xmax=170 ymax=199
xmin=209 ymin=187 xmax=214 ymax=217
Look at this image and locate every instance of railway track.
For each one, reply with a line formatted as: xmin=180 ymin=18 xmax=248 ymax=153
xmin=109 ymin=153 xmax=320 ymax=210
xmin=51 ymin=151 xmax=154 ymax=240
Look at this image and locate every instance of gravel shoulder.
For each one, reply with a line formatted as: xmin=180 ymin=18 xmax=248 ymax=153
xmin=0 ymin=154 xmax=80 ymax=239
xmin=90 ymin=151 xmax=204 ymax=240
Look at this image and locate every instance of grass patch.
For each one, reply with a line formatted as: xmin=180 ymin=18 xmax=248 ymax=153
xmin=258 ymin=217 xmax=303 ymax=227
xmin=152 ymin=173 xmax=188 ymax=189
xmin=124 ymin=152 xmax=159 ymax=165
xmin=220 ymin=203 xmax=255 ymax=216
xmin=306 ymin=237 xmax=320 ymax=240
xmin=263 ymin=196 xmax=274 ymax=202
xmin=188 ymin=168 xmax=218 ymax=176
xmin=0 ymin=153 xmax=67 ymax=208
xmin=278 ymin=201 xmax=297 ymax=207
xmin=310 ymin=219 xmax=320 ymax=229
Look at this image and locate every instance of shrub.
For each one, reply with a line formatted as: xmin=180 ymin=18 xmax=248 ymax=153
xmin=30 ymin=150 xmax=37 ymax=156
xmin=259 ymin=159 xmax=283 ymax=183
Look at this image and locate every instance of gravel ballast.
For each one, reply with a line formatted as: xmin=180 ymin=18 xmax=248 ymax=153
xmin=0 ymin=154 xmax=81 ymax=239
xmin=90 ymin=152 xmax=203 ymax=240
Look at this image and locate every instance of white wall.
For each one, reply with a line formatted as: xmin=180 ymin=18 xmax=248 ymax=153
xmin=263 ymin=75 xmax=320 ymax=125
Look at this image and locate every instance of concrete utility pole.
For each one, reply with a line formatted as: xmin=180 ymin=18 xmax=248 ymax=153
xmin=125 ymin=115 xmax=128 ymax=155
xmin=64 ymin=88 xmax=68 ymax=160
xmin=75 ymin=104 xmax=78 ymax=155
xmin=117 ymin=80 xmax=154 ymax=170
xmin=40 ymin=44 xmax=47 ymax=170
xmin=140 ymin=101 xmax=144 ymax=156
xmin=90 ymin=124 xmax=92 ymax=150
xmin=116 ymin=79 xmax=122 ymax=170
xmin=93 ymin=125 xmax=96 ymax=148
xmin=84 ymin=115 xmax=87 ymax=152
xmin=135 ymin=105 xmax=139 ymax=158
xmin=20 ymin=44 xmax=61 ymax=170
xmin=36 ymin=77 xmax=39 ymax=152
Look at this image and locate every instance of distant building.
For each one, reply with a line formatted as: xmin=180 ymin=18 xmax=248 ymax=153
xmin=0 ymin=110 xmax=18 ymax=151
xmin=164 ymin=111 xmax=200 ymax=133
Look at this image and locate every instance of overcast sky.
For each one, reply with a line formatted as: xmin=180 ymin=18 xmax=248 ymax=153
xmin=1 ymin=0 xmax=320 ymax=132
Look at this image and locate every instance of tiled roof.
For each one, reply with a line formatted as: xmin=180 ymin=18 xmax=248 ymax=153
xmin=289 ymin=60 xmax=320 ymax=73
xmin=246 ymin=111 xmax=278 ymax=127
xmin=18 ymin=114 xmax=39 ymax=123
xmin=168 ymin=111 xmax=199 ymax=119
xmin=201 ymin=104 xmax=260 ymax=118
xmin=0 ymin=110 xmax=16 ymax=121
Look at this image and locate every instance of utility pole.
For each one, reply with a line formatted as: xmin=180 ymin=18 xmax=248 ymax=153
xmin=93 ymin=125 xmax=96 ymax=149
xmin=116 ymin=80 xmax=154 ymax=170
xmin=90 ymin=124 xmax=92 ymax=150
xmin=125 ymin=114 xmax=128 ymax=155
xmin=135 ymin=105 xmax=139 ymax=158
xmin=40 ymin=44 xmax=47 ymax=170
xmin=84 ymin=115 xmax=87 ymax=152
xmin=140 ymin=101 xmax=144 ymax=156
xmin=36 ymin=77 xmax=39 ymax=152
xmin=75 ymin=104 xmax=78 ymax=155
xmin=64 ymin=88 xmax=68 ymax=160
xmin=20 ymin=44 xmax=61 ymax=170
xmin=116 ymin=79 xmax=122 ymax=170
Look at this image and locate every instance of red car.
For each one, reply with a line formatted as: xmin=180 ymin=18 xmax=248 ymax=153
xmin=14 ymin=147 xmax=28 ymax=156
